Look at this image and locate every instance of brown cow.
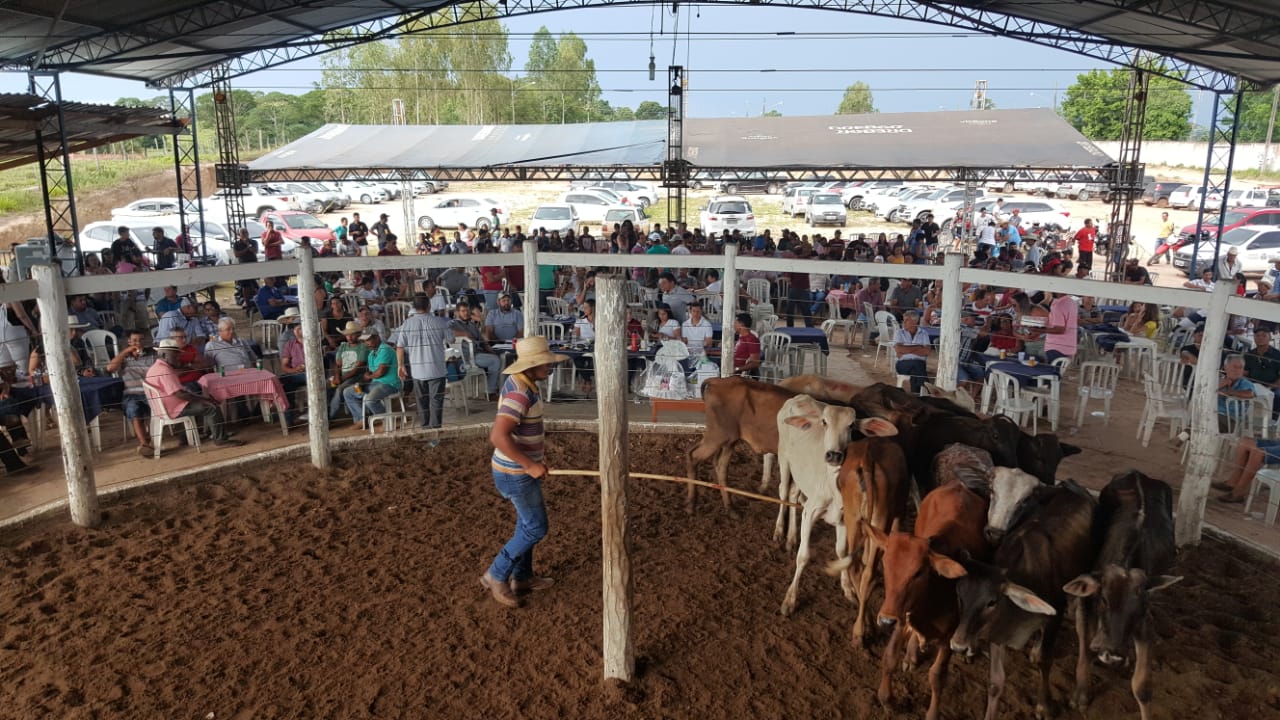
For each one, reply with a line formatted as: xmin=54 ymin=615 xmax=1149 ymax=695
xmin=686 ymin=377 xmax=797 ymax=514
xmin=825 ymin=437 xmax=912 ymax=645
xmin=866 ymin=481 xmax=990 ymax=720
xmin=778 ymin=374 xmax=864 ymax=405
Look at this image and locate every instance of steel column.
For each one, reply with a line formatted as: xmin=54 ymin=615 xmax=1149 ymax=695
xmin=959 ymin=168 xmax=979 ymax=249
xmin=664 ymin=65 xmax=687 ymax=230
xmin=169 ymin=86 xmax=208 ymax=261
xmin=1189 ymin=88 xmax=1244 ymax=279
xmin=1105 ymin=68 xmax=1149 ymax=279
xmin=210 ymin=69 xmax=249 ymax=237
xmin=28 ymin=71 xmax=82 ymax=275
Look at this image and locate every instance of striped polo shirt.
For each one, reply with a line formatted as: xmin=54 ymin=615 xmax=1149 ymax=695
xmin=492 ymin=372 xmax=545 ymax=473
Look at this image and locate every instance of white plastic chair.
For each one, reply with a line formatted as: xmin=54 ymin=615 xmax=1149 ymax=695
xmin=97 ymin=310 xmax=119 ymax=330
xmin=1138 ymin=372 xmax=1189 ymax=447
xmin=82 ymin=329 xmax=118 ymax=368
xmin=759 ymin=332 xmax=792 ymax=383
xmin=444 ymin=375 xmax=470 ymax=415
xmin=538 ymin=321 xmax=566 ymax=341
xmin=873 ymin=311 xmax=899 ymax=370
xmin=1245 ymin=468 xmax=1280 ymax=527
xmin=545 ymin=296 xmax=571 ymax=316
xmin=1022 ymin=357 xmax=1067 ymax=431
xmin=362 ymin=390 xmax=407 ymax=434
xmin=821 ymin=295 xmax=862 ymax=347
xmin=142 ymin=380 xmax=201 ymax=459
xmin=746 ymin=278 xmax=771 ymax=305
xmin=753 ymin=314 xmax=779 ymax=338
xmin=1113 ymin=337 xmax=1157 ymax=380
xmin=341 ymin=293 xmax=361 ymax=317
xmin=384 ymin=301 xmax=412 ymax=331
xmin=455 ymin=337 xmax=489 ymax=399
xmin=1075 ymin=361 xmax=1121 ymax=427
xmin=992 ymin=370 xmax=1039 ymax=433
xmin=251 ymin=319 xmax=282 ymax=371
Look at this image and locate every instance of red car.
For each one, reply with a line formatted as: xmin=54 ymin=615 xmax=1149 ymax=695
xmin=1177 ymin=207 xmax=1280 ymax=244
xmin=260 ymin=210 xmax=336 ymax=244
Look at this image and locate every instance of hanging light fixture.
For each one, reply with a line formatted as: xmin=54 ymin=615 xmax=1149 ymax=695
xmin=649 ymin=5 xmax=657 ymax=82
xmin=649 ymin=55 xmax=656 ymax=81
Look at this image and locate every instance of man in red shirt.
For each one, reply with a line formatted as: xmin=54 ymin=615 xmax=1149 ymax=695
xmin=1073 ymin=218 xmax=1097 ymax=271
xmin=262 ymin=223 xmax=284 ymax=261
xmin=732 ymin=313 xmax=762 ymax=378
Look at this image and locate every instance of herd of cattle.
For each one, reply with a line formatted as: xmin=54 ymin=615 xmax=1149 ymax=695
xmin=685 ymin=376 xmax=1180 ymax=720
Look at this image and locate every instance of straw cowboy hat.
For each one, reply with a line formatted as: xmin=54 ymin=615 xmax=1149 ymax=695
xmin=278 ymin=307 xmax=302 ymax=324
xmin=67 ymin=315 xmax=90 ymax=330
xmin=504 ymin=336 xmax=568 ymax=375
xmin=340 ymin=321 xmax=362 ymax=335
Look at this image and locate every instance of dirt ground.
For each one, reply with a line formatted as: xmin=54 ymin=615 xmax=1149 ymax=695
xmin=1 ymin=434 xmax=1278 ymax=720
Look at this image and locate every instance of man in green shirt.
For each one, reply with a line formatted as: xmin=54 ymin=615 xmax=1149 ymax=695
xmin=342 ymin=330 xmax=401 ymax=423
xmin=329 ymin=321 xmax=369 ymax=420
xmin=538 ymin=263 xmax=557 ymax=314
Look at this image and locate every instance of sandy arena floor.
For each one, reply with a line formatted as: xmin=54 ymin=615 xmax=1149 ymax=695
xmin=1 ymin=434 xmax=1277 ymax=719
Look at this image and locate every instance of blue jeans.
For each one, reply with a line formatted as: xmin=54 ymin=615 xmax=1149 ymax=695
xmin=895 ymin=358 xmax=928 ymax=394
xmin=343 ymin=381 xmax=397 ymax=422
xmin=486 ymin=469 xmax=549 ymax=583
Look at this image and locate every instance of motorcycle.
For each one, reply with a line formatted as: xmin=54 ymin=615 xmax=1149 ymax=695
xmin=1149 ymin=232 xmax=1197 ymax=266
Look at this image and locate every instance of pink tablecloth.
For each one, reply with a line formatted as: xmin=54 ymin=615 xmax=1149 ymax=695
xmin=198 ymin=369 xmax=289 ymax=410
xmin=826 ymin=289 xmax=860 ymax=309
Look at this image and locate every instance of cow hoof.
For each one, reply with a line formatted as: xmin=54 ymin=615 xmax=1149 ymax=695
xmin=772 ymin=527 xmax=784 ymax=544
xmin=1070 ymin=691 xmax=1089 ymax=711
xmin=683 ymin=502 xmax=695 ymax=516
xmin=780 ymin=601 xmax=796 ymax=617
xmin=1034 ymin=701 xmax=1055 ymax=720
xmin=876 ymin=687 xmax=893 ymax=707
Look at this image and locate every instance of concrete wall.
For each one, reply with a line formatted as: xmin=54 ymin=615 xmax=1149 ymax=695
xmin=1095 ymin=141 xmax=1277 ymax=173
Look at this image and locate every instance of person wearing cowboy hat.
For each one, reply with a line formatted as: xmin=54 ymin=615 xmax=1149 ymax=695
xmin=146 ymin=338 xmax=244 ymax=448
xmin=276 ymin=306 xmax=302 ymax=348
xmin=66 ymin=315 xmax=100 ymax=377
xmin=480 ymin=335 xmax=567 ymax=608
xmin=329 ymin=320 xmax=369 ymax=420
xmin=1218 ymin=245 xmax=1244 ymax=282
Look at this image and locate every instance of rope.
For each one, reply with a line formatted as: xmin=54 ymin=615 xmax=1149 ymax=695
xmin=547 ymin=469 xmax=802 ymax=508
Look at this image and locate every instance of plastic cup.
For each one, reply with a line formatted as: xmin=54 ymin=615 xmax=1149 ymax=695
xmin=217 ymin=365 xmax=225 ymax=377
xmin=1018 ymin=352 xmax=1026 ymax=361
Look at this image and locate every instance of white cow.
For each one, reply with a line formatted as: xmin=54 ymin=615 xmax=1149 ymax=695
xmin=985 ymin=467 xmax=1043 ymax=543
xmin=776 ymin=394 xmax=898 ymax=617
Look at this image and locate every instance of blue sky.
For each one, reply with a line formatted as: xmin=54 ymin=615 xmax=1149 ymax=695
xmin=0 ymin=5 xmax=1214 ymax=123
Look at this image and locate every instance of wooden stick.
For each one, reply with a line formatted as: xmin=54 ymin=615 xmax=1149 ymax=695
xmin=547 ymin=469 xmax=801 ymax=508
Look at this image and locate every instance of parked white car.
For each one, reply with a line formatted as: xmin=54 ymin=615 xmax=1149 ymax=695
xmin=781 ymin=186 xmax=820 ymax=216
xmin=840 ymin=180 xmax=900 ymax=209
xmin=333 ymin=180 xmax=388 ymax=204
xmin=975 ymin=197 xmax=1075 ymax=232
xmin=1168 ymin=185 xmax=1223 ymax=210
xmin=699 ymin=195 xmax=756 ymax=237
xmin=77 ymin=220 xmax=231 ymax=265
xmin=530 ymin=204 xmax=579 ymax=236
xmin=577 ymin=181 xmax=656 ymax=207
xmin=1227 ymin=187 xmax=1271 ymax=208
xmin=416 ymin=194 xmax=508 ymax=232
xmin=878 ymin=187 xmax=936 ymax=221
xmin=898 ymin=187 xmax=986 ymax=224
xmin=299 ymin=182 xmax=350 ymax=208
xmin=556 ymin=190 xmax=629 ymax=225
xmin=604 ymin=206 xmax=648 ymax=228
xmin=205 ymin=186 xmax=303 ymax=216
xmin=111 ymin=197 xmax=199 ymax=219
xmin=1172 ymin=225 xmax=1280 ymax=275
xmin=804 ymin=193 xmax=848 ymax=226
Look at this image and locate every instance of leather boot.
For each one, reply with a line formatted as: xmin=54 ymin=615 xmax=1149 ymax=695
xmin=479 ymin=572 xmax=520 ymax=608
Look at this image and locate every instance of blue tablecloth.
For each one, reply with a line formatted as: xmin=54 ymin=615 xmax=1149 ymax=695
xmin=984 ymin=359 xmax=1059 ymax=387
xmin=1099 ymin=304 xmax=1129 ymax=314
xmin=922 ymin=326 xmax=942 ymax=342
xmin=11 ymin=376 xmax=125 ymax=423
xmin=776 ymin=326 xmax=830 ymax=355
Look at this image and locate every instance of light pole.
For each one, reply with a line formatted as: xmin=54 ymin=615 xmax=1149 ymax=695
xmin=511 ymin=78 xmax=535 ymax=124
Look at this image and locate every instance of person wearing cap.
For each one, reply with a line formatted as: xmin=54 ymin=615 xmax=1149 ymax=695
xmin=106 ymin=329 xmax=157 ymax=456
xmin=67 ymin=316 xmax=100 ymax=377
xmin=480 ymin=335 xmax=567 ymax=608
xmin=451 ymin=301 xmax=503 ymax=399
xmin=1219 ymin=246 xmax=1243 ymax=282
xmin=483 ymin=291 xmax=524 ymax=343
xmin=147 ymin=339 xmax=243 ymax=448
xmin=329 ymin=321 xmax=369 ymax=420
xmin=276 ymin=306 xmax=303 ymax=350
xmin=154 ymin=297 xmax=200 ymax=344
xmin=341 ymin=329 xmax=400 ymax=423
xmin=255 ymin=275 xmax=291 ymax=321
xmin=390 ymin=294 xmax=453 ymax=429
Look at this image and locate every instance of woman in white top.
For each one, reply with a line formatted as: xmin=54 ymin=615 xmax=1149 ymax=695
xmin=680 ymin=303 xmax=715 ymax=357
xmin=573 ymin=299 xmax=596 ymax=341
xmin=0 ymin=278 xmax=34 ymax=370
xmin=652 ymin=304 xmax=680 ymax=342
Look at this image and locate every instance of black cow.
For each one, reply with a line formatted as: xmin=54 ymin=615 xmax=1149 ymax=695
xmin=950 ymin=480 xmax=1098 ymax=720
xmin=908 ymin=414 xmax=1080 ymax=495
xmin=1064 ymin=471 xmax=1180 ymax=720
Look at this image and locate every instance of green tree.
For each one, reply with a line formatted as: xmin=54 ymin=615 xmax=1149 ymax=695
xmin=634 ymin=101 xmax=667 ymax=120
xmin=763 ymin=109 xmax=783 ymax=117
xmin=521 ymin=27 xmax=602 ymax=123
xmin=1058 ymin=68 xmax=1192 ymax=140
xmin=836 ymin=82 xmax=876 ymax=114
xmin=1227 ymin=88 xmax=1280 ymax=143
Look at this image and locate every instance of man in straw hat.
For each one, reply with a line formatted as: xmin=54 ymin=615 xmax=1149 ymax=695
xmin=329 ymin=320 xmax=368 ymax=421
xmin=479 ymin=335 xmax=567 ymax=608
xmin=146 ymin=339 xmax=244 ymax=448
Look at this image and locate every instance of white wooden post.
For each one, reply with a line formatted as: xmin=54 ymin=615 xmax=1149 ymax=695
xmin=32 ymin=264 xmax=100 ymax=527
xmin=720 ymin=242 xmax=739 ymax=378
xmin=934 ymin=252 xmax=964 ymax=392
xmin=1176 ymin=281 xmax=1234 ymax=546
xmin=296 ymin=247 xmax=331 ymax=469
xmin=523 ymin=241 xmax=540 ymax=336
xmin=594 ymin=275 xmax=634 ymax=681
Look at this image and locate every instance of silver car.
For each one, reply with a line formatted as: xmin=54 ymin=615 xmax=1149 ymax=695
xmin=805 ymin=193 xmax=847 ymax=226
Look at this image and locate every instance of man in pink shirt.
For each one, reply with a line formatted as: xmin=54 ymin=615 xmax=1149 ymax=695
xmin=145 ymin=339 xmax=244 ymax=447
xmin=1042 ymin=291 xmax=1079 ymax=362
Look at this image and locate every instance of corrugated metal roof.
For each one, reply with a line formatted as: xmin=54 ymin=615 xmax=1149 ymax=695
xmin=247 ymin=109 xmax=1113 ymax=174
xmin=0 ymin=1 xmax=1276 ymax=90
xmin=0 ymin=93 xmax=182 ymax=172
